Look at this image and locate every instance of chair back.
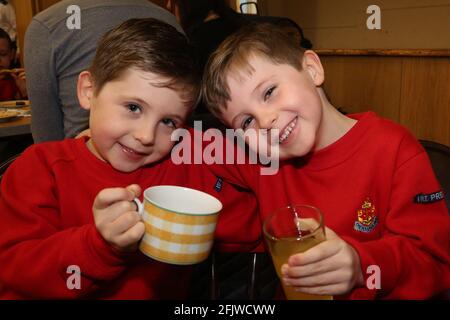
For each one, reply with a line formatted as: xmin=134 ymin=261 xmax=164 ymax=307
xmin=0 ymin=153 xmax=21 ymax=182
xmin=420 ymin=140 xmax=450 ymax=212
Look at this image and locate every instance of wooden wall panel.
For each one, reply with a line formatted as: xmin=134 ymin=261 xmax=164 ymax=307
xmin=320 ymin=56 xmax=402 ymax=122
xmin=400 ymin=58 xmax=450 ymax=146
xmin=319 ymin=55 xmax=449 ymax=146
xmin=263 ymin=0 xmax=450 ymax=50
xmin=10 ymin=0 xmax=34 ymax=65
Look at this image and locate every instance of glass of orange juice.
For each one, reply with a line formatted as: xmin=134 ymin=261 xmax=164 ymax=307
xmin=263 ymin=205 xmax=333 ymax=300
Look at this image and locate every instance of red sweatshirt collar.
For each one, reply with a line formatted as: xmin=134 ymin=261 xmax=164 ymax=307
xmin=286 ymin=112 xmax=379 ymax=171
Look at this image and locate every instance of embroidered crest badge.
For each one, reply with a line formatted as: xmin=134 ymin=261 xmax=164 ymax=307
xmin=354 ymin=197 xmax=378 ymax=233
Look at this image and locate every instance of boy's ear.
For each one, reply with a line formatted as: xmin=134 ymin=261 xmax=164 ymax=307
xmin=301 ymin=50 xmax=325 ymax=86
xmin=77 ymin=71 xmax=95 ymax=110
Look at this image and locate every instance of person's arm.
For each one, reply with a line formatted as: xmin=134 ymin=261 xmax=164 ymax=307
xmin=0 ymin=148 xmax=128 ymax=298
xmin=24 ymin=19 xmax=65 ymax=142
xmin=343 ymin=136 xmax=450 ymax=299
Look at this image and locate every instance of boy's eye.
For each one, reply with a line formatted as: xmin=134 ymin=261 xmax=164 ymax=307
xmin=264 ymin=86 xmax=276 ymax=101
xmin=241 ymin=116 xmax=254 ymax=130
xmin=162 ymin=118 xmax=177 ymax=128
xmin=126 ymin=103 xmax=141 ymax=113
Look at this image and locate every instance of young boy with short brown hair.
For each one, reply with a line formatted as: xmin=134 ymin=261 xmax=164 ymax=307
xmin=0 ymin=18 xmax=259 ymax=299
xmin=202 ymin=23 xmax=450 ymax=299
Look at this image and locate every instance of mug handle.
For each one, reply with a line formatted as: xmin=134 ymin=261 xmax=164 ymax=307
xmin=132 ymin=198 xmax=144 ymax=215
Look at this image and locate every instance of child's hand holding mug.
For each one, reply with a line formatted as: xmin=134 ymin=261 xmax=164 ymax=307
xmin=93 ymin=184 xmax=222 ymax=264
xmin=92 ymin=184 xmax=145 ymax=252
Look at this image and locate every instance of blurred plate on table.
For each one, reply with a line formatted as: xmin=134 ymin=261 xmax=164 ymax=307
xmin=0 ymin=100 xmax=30 ymax=108
xmin=0 ymin=110 xmax=21 ymax=123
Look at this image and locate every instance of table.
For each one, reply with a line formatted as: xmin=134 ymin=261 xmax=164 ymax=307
xmin=0 ymin=108 xmax=32 ymax=163
xmin=0 ymin=116 xmax=31 ymax=138
xmin=0 ymin=103 xmax=31 ymax=138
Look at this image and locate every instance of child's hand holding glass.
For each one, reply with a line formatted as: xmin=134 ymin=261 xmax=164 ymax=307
xmin=281 ymin=227 xmax=365 ymax=296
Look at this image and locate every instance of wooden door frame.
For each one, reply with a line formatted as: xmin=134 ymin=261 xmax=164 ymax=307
xmin=11 ymin=0 xmax=36 ymax=65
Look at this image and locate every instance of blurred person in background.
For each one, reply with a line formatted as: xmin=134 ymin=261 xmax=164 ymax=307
xmin=0 ymin=27 xmax=26 ymax=100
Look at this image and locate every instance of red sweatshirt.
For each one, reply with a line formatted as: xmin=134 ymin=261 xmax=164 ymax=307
xmin=206 ymin=112 xmax=450 ymax=299
xmin=0 ymin=137 xmax=260 ymax=299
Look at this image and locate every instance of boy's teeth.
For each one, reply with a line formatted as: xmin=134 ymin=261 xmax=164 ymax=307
xmin=279 ymin=118 xmax=297 ymax=143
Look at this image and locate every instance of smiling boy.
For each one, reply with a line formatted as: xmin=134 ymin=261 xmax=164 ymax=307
xmin=0 ymin=18 xmax=259 ymax=299
xmin=202 ymin=23 xmax=450 ymax=299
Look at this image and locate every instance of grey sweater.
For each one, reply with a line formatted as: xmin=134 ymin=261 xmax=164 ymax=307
xmin=24 ymin=0 xmax=182 ymax=142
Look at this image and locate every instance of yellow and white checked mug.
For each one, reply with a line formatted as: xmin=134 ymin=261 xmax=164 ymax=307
xmin=133 ymin=185 xmax=222 ymax=265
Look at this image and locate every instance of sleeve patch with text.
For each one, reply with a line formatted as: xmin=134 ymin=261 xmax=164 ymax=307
xmin=414 ymin=191 xmax=444 ymax=204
